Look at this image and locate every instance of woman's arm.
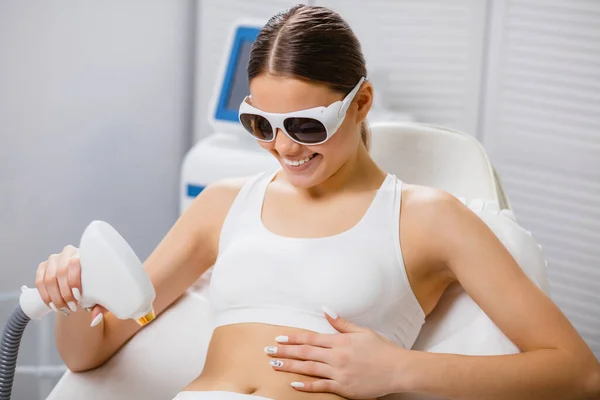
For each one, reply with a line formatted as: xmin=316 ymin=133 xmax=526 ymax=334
xmin=56 ymin=178 xmax=245 ymax=372
xmin=398 ymin=189 xmax=600 ymax=400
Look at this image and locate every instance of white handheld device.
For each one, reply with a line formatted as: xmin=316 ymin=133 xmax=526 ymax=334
xmin=19 ymin=220 xmax=156 ymax=325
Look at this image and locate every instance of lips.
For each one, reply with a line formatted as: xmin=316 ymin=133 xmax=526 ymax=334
xmin=282 ymin=153 xmax=317 ymax=167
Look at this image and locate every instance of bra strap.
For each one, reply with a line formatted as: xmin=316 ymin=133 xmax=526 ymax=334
xmin=218 ymin=169 xmax=278 ymax=255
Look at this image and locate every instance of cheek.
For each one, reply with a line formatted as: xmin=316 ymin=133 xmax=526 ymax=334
xmin=325 ymin=122 xmax=361 ymax=155
xmin=308 ymin=127 xmax=359 ymax=171
xmin=258 ymin=141 xmax=274 ymax=152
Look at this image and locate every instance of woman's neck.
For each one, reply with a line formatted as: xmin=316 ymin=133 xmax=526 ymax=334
xmin=301 ymin=145 xmax=386 ymax=199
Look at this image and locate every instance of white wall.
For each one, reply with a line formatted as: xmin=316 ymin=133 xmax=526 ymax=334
xmin=480 ymin=0 xmax=600 ymax=357
xmin=0 ymin=1 xmax=196 ymax=398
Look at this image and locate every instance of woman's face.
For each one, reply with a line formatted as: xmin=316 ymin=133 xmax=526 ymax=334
xmin=248 ymin=74 xmax=371 ymax=189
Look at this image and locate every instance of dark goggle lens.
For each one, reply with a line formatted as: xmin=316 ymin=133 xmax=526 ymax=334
xmin=240 ymin=114 xmax=274 ymax=141
xmin=283 ymin=118 xmax=328 ymax=144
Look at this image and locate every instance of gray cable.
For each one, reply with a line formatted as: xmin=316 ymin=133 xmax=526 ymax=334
xmin=0 ymin=305 xmax=30 ymax=400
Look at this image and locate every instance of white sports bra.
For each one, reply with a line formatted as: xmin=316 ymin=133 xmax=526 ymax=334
xmin=209 ymin=169 xmax=426 ymax=349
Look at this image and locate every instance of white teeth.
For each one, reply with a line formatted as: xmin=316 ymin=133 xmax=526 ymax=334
xmin=283 ymin=154 xmax=315 ymax=166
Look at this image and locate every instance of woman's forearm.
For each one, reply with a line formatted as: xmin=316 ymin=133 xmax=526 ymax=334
xmin=396 ymin=348 xmax=600 ymax=400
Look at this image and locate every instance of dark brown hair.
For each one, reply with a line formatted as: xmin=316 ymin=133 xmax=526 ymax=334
xmin=247 ymin=4 xmax=371 ymax=149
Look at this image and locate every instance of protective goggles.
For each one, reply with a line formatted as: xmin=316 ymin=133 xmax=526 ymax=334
xmin=238 ymin=77 xmax=366 ymax=145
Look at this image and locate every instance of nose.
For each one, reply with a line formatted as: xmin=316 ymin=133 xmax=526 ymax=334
xmin=273 ymin=128 xmax=302 ymax=154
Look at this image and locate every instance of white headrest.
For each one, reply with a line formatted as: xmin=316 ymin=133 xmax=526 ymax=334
xmin=369 ymin=122 xmax=500 ymax=204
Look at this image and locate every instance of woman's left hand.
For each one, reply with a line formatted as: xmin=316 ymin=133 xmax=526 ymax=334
xmin=265 ymin=308 xmax=410 ymax=399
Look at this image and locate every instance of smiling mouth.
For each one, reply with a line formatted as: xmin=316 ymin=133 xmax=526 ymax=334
xmin=281 ymin=153 xmax=318 ymax=167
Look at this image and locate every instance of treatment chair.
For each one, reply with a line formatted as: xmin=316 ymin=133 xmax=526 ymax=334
xmin=46 ymin=122 xmax=549 ymax=400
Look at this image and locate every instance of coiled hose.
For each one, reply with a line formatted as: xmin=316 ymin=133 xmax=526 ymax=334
xmin=0 ymin=305 xmax=30 ymax=400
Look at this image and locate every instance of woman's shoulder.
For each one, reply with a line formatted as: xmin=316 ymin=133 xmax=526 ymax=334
xmin=189 ymin=170 xmax=272 ymax=223
xmin=399 ymin=181 xmax=499 ymax=265
xmin=203 ymin=176 xmax=250 ymax=197
xmin=195 ymin=176 xmax=253 ymax=215
xmin=396 ymin=183 xmax=487 ymax=296
xmin=201 ymin=169 xmax=273 ymax=201
xmin=400 ymin=182 xmax=462 ymax=218
xmin=398 ymin=183 xmax=473 ymax=257
xmin=181 ymin=177 xmax=249 ymax=227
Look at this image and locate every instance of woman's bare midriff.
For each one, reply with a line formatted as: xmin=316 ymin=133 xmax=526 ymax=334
xmin=182 ymin=323 xmax=375 ymax=400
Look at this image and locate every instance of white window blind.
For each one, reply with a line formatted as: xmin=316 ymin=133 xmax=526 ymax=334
xmin=316 ymin=0 xmax=489 ymax=135
xmin=481 ymin=0 xmax=600 ymax=357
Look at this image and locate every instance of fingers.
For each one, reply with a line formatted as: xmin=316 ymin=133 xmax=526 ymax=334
xmin=45 ymin=254 xmax=67 ymax=313
xmin=35 ymin=261 xmax=52 ymax=309
xmin=269 ymin=358 xmax=334 ymax=380
xmin=57 ymin=252 xmax=79 ymax=312
xmin=265 ymin=344 xmax=331 ymax=364
xmin=275 ymin=332 xmax=335 ymax=348
xmin=35 ymin=245 xmax=81 ymax=316
xmin=289 ymin=379 xmax=340 ymax=394
xmin=321 ymin=307 xmax=368 ymax=334
xmin=89 ymin=305 xmax=106 ymax=328
xmin=67 ymin=255 xmax=82 ymax=302
xmin=326 ymin=315 xmax=367 ymax=334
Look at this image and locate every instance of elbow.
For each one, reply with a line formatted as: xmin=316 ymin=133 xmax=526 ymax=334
xmin=65 ymin=355 xmax=110 ymax=374
xmin=62 ymin=355 xmax=104 ymax=374
xmin=66 ymin=363 xmax=93 ymax=374
xmin=58 ymin=345 xmax=107 ymax=374
xmin=586 ymin=376 xmax=600 ymax=399
xmin=583 ymin=366 xmax=600 ymax=398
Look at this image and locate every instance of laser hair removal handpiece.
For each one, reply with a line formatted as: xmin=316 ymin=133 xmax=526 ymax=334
xmin=0 ymin=221 xmax=156 ymax=400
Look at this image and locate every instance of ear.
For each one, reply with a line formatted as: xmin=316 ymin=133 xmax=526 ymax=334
xmin=355 ymin=81 xmax=374 ymax=124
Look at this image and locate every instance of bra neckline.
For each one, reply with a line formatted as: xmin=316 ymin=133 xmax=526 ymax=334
xmin=257 ymin=169 xmax=395 ymax=241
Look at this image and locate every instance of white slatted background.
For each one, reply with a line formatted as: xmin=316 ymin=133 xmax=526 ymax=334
xmin=481 ymin=0 xmax=600 ymax=357
xmin=194 ymin=0 xmax=308 ymax=141
xmin=315 ymin=0 xmax=488 ymax=135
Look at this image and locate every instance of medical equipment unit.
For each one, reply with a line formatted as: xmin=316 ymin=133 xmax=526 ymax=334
xmin=180 ymin=22 xmax=278 ymax=213
xmin=0 ymin=221 xmax=156 ymax=400
xmin=42 ymin=19 xmax=549 ymax=400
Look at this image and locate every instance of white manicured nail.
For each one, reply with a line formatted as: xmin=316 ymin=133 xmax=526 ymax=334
xmin=275 ymin=336 xmax=288 ymax=343
xmin=322 ymin=306 xmax=338 ymax=319
xmin=291 ymin=382 xmax=305 ymax=388
xmin=72 ymin=288 xmax=81 ymax=301
xmin=90 ymin=313 xmax=103 ymax=327
xmin=269 ymin=359 xmax=283 ymax=367
xmin=49 ymin=302 xmax=58 ymax=312
xmin=67 ymin=301 xmax=77 ymax=312
xmin=264 ymin=346 xmax=277 ymax=355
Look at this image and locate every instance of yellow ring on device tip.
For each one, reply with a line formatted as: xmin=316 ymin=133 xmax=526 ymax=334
xmin=135 ymin=308 xmax=156 ymax=326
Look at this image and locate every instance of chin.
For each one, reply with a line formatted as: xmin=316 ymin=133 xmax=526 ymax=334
xmin=296 ymin=177 xmax=322 ymax=189
xmin=280 ymin=169 xmax=318 ymax=189
xmin=279 ymin=162 xmax=328 ymax=189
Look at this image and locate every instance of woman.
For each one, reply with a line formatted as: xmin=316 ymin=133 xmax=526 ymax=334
xmin=35 ymin=5 xmax=600 ymax=400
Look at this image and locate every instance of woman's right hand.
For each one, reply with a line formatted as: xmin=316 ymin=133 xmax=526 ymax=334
xmin=35 ymin=245 xmax=106 ymax=327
